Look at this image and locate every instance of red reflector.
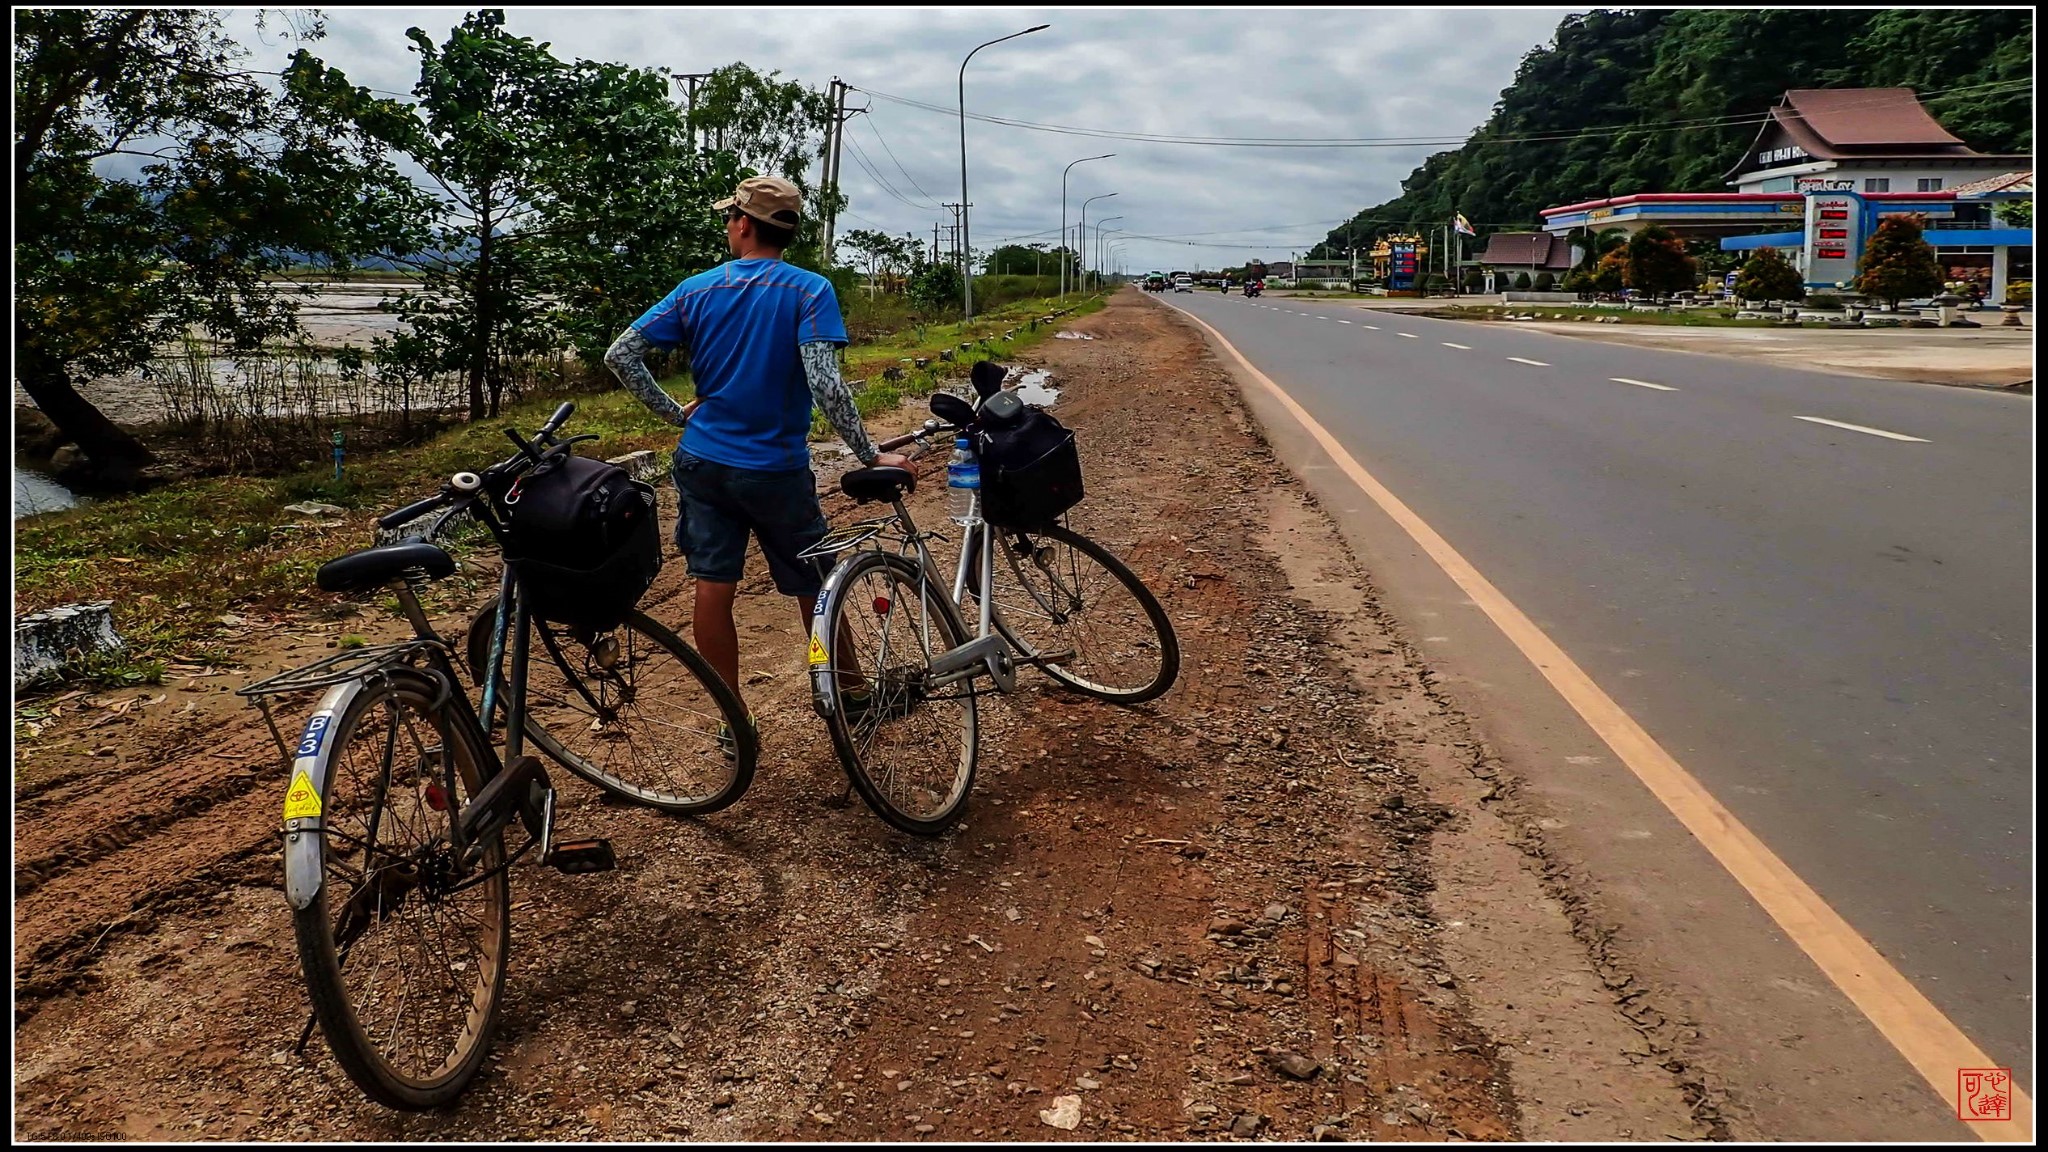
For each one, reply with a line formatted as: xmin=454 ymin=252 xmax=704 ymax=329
xmin=424 ymin=783 xmax=449 ymax=811
xmin=873 ymin=596 xmax=893 ymax=614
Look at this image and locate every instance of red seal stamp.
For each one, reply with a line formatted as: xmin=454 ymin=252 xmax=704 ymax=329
xmin=1958 ymin=1068 xmax=2012 ymax=1122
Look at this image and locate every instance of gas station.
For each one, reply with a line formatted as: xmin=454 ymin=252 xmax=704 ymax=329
xmin=1537 ymin=89 xmax=2031 ymax=303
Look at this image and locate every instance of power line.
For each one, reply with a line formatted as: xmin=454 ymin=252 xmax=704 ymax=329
xmin=847 ymin=78 xmax=2032 ymax=151
xmin=862 ymin=113 xmax=942 ymax=205
xmin=842 ymin=134 xmax=942 ymax=211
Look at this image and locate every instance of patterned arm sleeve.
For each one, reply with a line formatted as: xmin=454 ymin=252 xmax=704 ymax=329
xmin=800 ymin=341 xmax=879 ymax=465
xmin=604 ymin=327 xmax=691 ymax=429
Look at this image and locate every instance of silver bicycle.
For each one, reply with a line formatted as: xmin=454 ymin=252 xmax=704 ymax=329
xmin=802 ymin=365 xmax=1179 ymax=836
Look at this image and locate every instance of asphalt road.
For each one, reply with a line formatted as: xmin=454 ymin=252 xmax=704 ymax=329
xmin=1163 ymin=290 xmax=2033 ymax=1089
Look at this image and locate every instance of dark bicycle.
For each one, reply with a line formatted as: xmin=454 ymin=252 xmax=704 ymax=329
xmin=238 ymin=402 xmax=753 ymax=1109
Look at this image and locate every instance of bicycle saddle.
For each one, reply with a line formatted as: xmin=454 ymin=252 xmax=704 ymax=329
xmin=840 ymin=466 xmax=917 ymax=504
xmin=317 ymin=541 xmax=457 ymax=594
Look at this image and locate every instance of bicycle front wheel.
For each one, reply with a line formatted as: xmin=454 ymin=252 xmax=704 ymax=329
xmin=820 ymin=551 xmax=978 ymax=836
xmin=466 ymin=600 xmax=756 ymax=815
xmin=983 ymin=523 xmax=1180 ymax=704
xmin=292 ymin=668 xmax=508 ymax=1110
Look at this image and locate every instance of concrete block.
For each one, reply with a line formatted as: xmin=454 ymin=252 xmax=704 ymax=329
xmin=15 ymin=601 xmax=123 ymax=689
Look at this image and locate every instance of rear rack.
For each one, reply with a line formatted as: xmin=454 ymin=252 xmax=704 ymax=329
xmin=237 ymin=639 xmax=452 ymax=775
xmin=236 ymin=638 xmax=451 ymax=700
xmin=798 ymin=515 xmax=901 ymax=559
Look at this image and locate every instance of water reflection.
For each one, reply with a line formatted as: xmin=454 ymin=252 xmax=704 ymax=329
xmin=15 ymin=464 xmax=81 ymax=519
xmin=1010 ymin=368 xmax=1061 ymax=407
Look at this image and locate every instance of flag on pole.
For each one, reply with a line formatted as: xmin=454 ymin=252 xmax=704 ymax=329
xmin=1453 ymin=213 xmax=1476 ymax=236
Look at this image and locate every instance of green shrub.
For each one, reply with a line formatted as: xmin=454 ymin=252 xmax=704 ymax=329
xmin=1533 ymin=271 xmax=1556 ymax=292
xmin=1513 ymin=271 xmax=1532 ymax=290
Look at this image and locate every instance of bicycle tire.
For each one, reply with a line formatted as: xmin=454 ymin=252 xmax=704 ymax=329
xmin=820 ymin=551 xmax=978 ymax=836
xmin=979 ymin=523 xmax=1180 ymax=704
xmin=292 ymin=668 xmax=509 ymax=1110
xmin=465 ymin=599 xmax=756 ymax=815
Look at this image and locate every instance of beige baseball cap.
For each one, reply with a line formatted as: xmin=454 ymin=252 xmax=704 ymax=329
xmin=714 ymin=176 xmax=803 ymax=228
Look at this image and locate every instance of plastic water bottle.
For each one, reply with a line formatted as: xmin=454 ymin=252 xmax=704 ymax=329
xmin=946 ymin=437 xmax=980 ymax=522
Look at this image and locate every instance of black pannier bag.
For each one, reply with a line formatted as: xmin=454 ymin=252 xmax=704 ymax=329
xmin=501 ymin=453 xmax=662 ymax=631
xmin=976 ymin=401 xmax=1085 ymax=531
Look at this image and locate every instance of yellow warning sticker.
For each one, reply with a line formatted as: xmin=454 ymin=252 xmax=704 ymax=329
xmin=283 ymin=771 xmax=322 ymax=820
xmin=807 ymin=635 xmax=829 ymax=665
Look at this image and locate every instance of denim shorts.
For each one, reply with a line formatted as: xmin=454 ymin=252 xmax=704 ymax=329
xmin=670 ymin=448 xmax=834 ymax=597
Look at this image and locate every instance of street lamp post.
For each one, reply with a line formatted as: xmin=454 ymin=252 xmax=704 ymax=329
xmin=1060 ymin=153 xmax=1113 ymax=299
xmin=960 ymin=23 xmax=1049 ymax=321
xmin=1093 ymin=216 xmax=1123 ymax=291
xmin=1078 ymin=191 xmax=1116 ymax=294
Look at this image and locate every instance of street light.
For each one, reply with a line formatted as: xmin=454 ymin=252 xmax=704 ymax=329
xmin=1059 ymin=153 xmax=1113 ymax=299
xmin=1078 ymin=191 xmax=1116 ymax=293
xmin=960 ymin=22 xmax=1050 ymax=321
xmin=1093 ymin=217 xmax=1124 ymax=291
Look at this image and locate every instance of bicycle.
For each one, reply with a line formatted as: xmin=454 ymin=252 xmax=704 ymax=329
xmin=802 ymin=364 xmax=1180 ymax=836
xmin=238 ymin=402 xmax=754 ymax=1109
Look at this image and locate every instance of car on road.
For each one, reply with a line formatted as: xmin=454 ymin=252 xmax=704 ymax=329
xmin=1172 ymin=276 xmax=1193 ymax=293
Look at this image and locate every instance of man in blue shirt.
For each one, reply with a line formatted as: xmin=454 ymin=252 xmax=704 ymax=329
xmin=605 ymin=175 xmax=913 ymax=735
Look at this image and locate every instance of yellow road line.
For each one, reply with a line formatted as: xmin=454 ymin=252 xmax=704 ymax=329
xmin=1172 ymin=303 xmax=2032 ymax=1142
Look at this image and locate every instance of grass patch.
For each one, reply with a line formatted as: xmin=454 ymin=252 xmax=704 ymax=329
xmin=15 ymin=291 xmax=1109 ymax=682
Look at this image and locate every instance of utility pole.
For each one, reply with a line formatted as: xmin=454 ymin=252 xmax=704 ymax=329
xmin=673 ymin=71 xmax=714 ymax=154
xmin=821 ymin=78 xmax=851 ymax=268
xmin=942 ymin=204 xmax=965 ymax=280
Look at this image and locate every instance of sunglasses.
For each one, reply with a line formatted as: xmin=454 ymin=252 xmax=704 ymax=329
xmin=723 ymin=208 xmax=747 ymax=225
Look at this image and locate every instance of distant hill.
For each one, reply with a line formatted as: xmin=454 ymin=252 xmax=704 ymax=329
xmin=1318 ymin=8 xmax=2033 ymax=253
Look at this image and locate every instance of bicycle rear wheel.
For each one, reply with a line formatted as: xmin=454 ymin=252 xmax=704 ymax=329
xmin=466 ymin=599 xmax=756 ymax=815
xmin=292 ymin=668 xmax=508 ymax=1110
xmin=819 ymin=551 xmax=978 ymax=836
xmin=978 ymin=523 xmax=1180 ymax=704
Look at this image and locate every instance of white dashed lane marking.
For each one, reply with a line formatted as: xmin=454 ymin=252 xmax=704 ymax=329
xmin=1337 ymin=319 xmax=1353 ymax=325
xmin=1397 ymin=332 xmax=1419 ymax=339
xmin=1506 ymin=356 xmax=1549 ymax=366
xmin=1795 ymin=416 xmax=1929 ymax=442
xmin=1611 ymin=377 xmax=1678 ymax=391
xmin=1442 ymin=342 xmax=1471 ymax=349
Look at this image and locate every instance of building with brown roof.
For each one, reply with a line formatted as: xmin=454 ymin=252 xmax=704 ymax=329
xmin=1725 ymin=88 xmax=2029 ymax=196
xmin=1477 ymin=232 xmax=1573 ymax=288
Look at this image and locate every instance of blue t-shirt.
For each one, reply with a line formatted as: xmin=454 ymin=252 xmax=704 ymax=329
xmin=632 ymin=258 xmax=849 ymax=471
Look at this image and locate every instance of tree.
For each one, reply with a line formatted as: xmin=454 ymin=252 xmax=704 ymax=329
xmin=334 ymin=11 xmax=729 ymax=418
xmin=1591 ymin=250 xmax=1627 ymax=295
xmin=1855 ymin=214 xmax=1944 ymax=308
xmin=1463 ymin=269 xmax=1485 ymax=293
xmin=1995 ymin=198 xmax=2031 ymax=227
xmin=1513 ymin=271 xmax=1533 ymax=290
xmin=1732 ymin=247 xmax=1805 ymax=303
xmin=687 ymin=62 xmax=839 ymax=265
xmin=1562 ymin=267 xmax=1594 ymax=297
xmin=1624 ymin=224 xmax=1697 ymax=298
xmin=1533 ymin=271 xmax=1556 ymax=291
xmin=14 ymin=9 xmax=425 ymax=479
xmin=907 ymin=262 xmax=962 ymax=314
xmin=840 ymin=228 xmax=920 ymax=292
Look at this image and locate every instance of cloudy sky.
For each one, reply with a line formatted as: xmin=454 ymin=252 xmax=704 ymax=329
xmin=232 ymin=6 xmax=1585 ymax=273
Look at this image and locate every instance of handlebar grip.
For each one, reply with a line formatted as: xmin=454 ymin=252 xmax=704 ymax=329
xmin=876 ymin=431 xmax=919 ymax=452
xmin=540 ymin=401 xmax=575 ymax=436
xmin=377 ymin=491 xmax=451 ymax=530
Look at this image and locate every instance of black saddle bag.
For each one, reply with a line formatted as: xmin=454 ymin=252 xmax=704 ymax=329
xmin=502 ymin=453 xmax=662 ymax=631
xmin=976 ymin=402 xmax=1084 ymax=531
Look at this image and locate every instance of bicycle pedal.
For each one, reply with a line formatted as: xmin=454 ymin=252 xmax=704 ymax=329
xmin=547 ymin=838 xmax=616 ymax=874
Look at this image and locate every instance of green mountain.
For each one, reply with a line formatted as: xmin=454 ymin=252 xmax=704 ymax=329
xmin=1315 ymin=8 xmax=2033 ymax=255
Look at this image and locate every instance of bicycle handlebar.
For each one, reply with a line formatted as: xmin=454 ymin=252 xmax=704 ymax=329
xmin=377 ymin=491 xmax=454 ymax=530
xmin=375 ymin=403 xmax=582 ymax=530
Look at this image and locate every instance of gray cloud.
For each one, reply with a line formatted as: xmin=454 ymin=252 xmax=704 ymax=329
xmin=230 ymin=6 xmax=1583 ymax=273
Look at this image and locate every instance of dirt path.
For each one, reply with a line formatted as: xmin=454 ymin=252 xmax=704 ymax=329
xmin=15 ymin=292 xmax=1686 ymax=1139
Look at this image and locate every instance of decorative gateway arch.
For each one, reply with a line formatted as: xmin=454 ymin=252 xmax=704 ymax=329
xmin=1538 ymin=88 xmax=2032 ymax=303
xmin=1369 ymin=234 xmax=1427 ymax=295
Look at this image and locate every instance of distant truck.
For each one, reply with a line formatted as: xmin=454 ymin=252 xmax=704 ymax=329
xmin=1144 ymin=272 xmax=1169 ymax=292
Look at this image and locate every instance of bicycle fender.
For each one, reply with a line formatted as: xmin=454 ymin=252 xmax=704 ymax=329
xmin=281 ymin=678 xmax=365 ymax=910
xmin=806 ymin=582 xmax=839 ymax=717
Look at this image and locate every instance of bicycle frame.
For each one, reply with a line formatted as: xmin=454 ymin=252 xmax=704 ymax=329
xmin=806 ymin=486 xmax=1017 ymax=721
